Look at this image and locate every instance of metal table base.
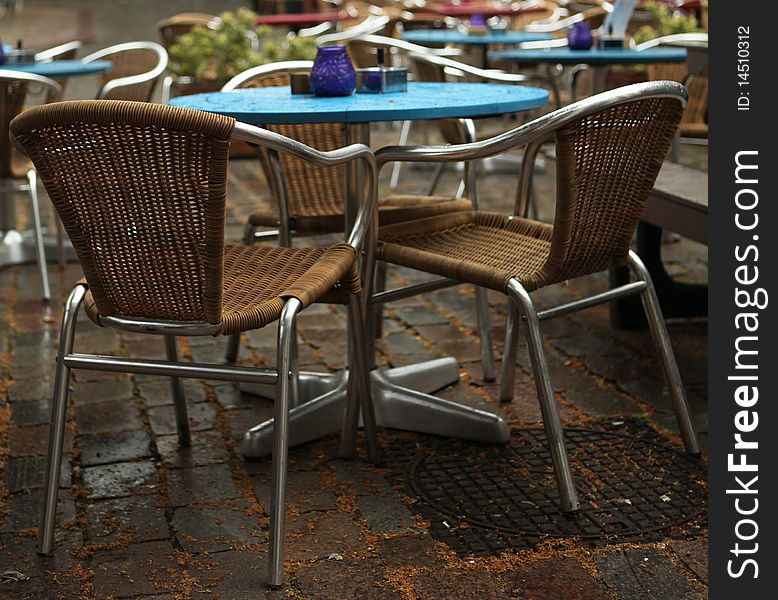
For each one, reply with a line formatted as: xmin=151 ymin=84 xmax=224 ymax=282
xmin=0 ymin=229 xmax=75 ymax=268
xmin=240 ymin=358 xmax=510 ymax=457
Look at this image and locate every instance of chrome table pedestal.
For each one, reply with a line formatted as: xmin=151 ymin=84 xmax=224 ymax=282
xmin=0 ymin=229 xmax=75 ymax=267
xmin=239 ymin=357 xmax=510 ymax=457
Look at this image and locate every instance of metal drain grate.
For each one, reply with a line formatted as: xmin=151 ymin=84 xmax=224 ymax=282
xmin=392 ymin=424 xmax=706 ymax=556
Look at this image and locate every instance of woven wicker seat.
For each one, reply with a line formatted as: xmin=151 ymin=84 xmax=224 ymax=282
xmin=11 ymin=99 xmax=378 ymax=589
xmin=82 ymin=243 xmax=360 ymax=333
xmin=247 ymin=194 xmax=472 ymax=233
xmin=373 ymin=82 xmax=700 ymax=516
xmin=381 ymin=211 xmax=554 ymax=292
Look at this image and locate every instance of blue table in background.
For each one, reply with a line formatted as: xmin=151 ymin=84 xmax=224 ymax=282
xmin=1 ymin=59 xmax=112 ymax=78
xmin=171 ymin=81 xmax=549 ymax=455
xmin=170 ymin=81 xmax=548 ymax=125
xmin=489 ymin=47 xmax=688 ymax=93
xmin=402 ymin=29 xmax=554 ymax=68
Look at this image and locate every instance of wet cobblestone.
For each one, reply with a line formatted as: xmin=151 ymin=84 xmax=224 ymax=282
xmin=0 ymin=58 xmax=708 ymax=597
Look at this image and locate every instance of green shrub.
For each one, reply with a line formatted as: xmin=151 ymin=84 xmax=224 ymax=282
xmin=632 ymin=1 xmax=704 ymax=46
xmin=169 ymin=8 xmax=318 ymax=82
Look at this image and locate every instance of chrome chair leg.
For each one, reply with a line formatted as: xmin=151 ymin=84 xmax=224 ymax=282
xmin=455 ymin=176 xmax=466 ymax=200
xmin=348 ymin=294 xmax=381 ymax=462
xmin=225 ymin=332 xmax=241 ymax=364
xmin=39 ymin=284 xmax=86 ymax=555
xmin=341 ymin=347 xmax=361 ymax=459
xmin=426 ymin=162 xmax=445 ymax=196
xmin=164 ymin=335 xmax=190 ymax=447
xmin=27 ymin=170 xmax=50 ymax=301
xmin=389 ymin=120 xmax=412 ymax=190
xmin=628 ymin=251 xmax=700 ymax=454
xmin=499 ymin=302 xmax=521 ymax=402
xmin=228 ymin=219 xmax=263 ymax=364
xmin=372 ymin=260 xmax=387 ymax=338
xmin=242 ymin=220 xmax=257 ymax=245
xmin=55 ymin=215 xmax=66 ymax=268
xmin=160 ymin=74 xmax=173 ymax=104
xmin=268 ymin=298 xmax=302 ymax=588
xmin=475 ymin=286 xmax=495 ymax=382
xmin=508 ymin=278 xmax=579 ymax=513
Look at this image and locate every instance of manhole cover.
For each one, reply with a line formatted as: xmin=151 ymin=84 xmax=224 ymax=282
xmin=406 ymin=426 xmax=706 ymax=554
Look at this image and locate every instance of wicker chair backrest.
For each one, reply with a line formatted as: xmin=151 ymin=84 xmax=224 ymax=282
xmin=235 ymin=69 xmax=346 ymax=219
xmin=10 ymin=100 xmax=235 ymax=324
xmin=95 ymin=47 xmax=164 ymax=101
xmin=157 ymin=13 xmax=216 ymax=49
xmin=0 ymin=77 xmax=28 ymax=178
xmin=648 ymin=63 xmax=707 ymax=129
xmin=538 ymin=96 xmax=683 ymax=286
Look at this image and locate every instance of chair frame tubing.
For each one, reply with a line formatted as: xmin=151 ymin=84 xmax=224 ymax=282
xmin=0 ymin=70 xmax=62 ymax=300
xmin=81 ymin=41 xmax=168 ymax=100
xmin=29 ymin=108 xmax=379 ymax=591
xmin=38 ymin=285 xmax=308 ymax=588
xmin=372 ymin=82 xmax=700 ymax=513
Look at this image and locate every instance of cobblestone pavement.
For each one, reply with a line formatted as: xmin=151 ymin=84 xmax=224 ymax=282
xmin=0 ymin=116 xmax=708 ymax=598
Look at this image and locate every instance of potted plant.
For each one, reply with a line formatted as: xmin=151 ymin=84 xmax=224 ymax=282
xmin=168 ymin=7 xmax=317 ymax=96
xmin=606 ymin=2 xmax=704 ymax=89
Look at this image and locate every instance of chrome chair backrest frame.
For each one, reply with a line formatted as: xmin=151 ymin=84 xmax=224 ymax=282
xmin=34 ymin=40 xmax=83 ymax=63
xmin=82 ymin=41 xmax=168 ymax=101
xmin=376 ymin=80 xmax=687 ymax=247
xmin=317 ymin=14 xmax=391 ymax=46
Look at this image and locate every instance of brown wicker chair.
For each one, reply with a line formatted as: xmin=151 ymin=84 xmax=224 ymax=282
xmin=34 ymin=40 xmax=83 ymax=103
xmin=222 ymin=61 xmax=471 ymax=242
xmin=81 ymin=41 xmax=168 ymax=101
xmin=0 ymin=70 xmax=62 ymax=300
xmin=371 ymin=81 xmax=700 ymax=514
xmin=639 ymin=36 xmax=708 ymax=143
xmin=220 ymin=61 xmax=477 ymax=366
xmin=156 ymin=12 xmax=218 ymax=49
xmin=11 ymin=99 xmax=378 ymax=589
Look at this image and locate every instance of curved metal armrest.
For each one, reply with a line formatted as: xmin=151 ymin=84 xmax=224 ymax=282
xmin=407 ymin=51 xmax=542 ymax=84
xmin=517 ymin=38 xmax=569 ymax=50
xmin=317 ymin=15 xmax=391 ymax=46
xmin=296 ymin=22 xmax=335 ymax=38
xmin=96 ymin=69 xmax=167 ymax=99
xmin=525 ymin=5 xmax=610 ymax=34
xmin=34 ymin=40 xmax=83 ymax=63
xmin=634 ymin=33 xmax=708 ymax=51
xmin=354 ymin=34 xmax=462 ymax=58
xmin=0 ymin=69 xmax=63 ymax=107
xmin=221 ymin=61 xmax=314 ymax=91
xmin=375 ymin=80 xmax=687 ymax=170
xmin=232 ymin=121 xmax=377 ymax=251
xmin=82 ymin=41 xmax=169 ymax=100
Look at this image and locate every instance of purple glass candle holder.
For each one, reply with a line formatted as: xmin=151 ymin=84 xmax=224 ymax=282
xmin=310 ymin=46 xmax=356 ymax=97
xmin=568 ymin=22 xmax=593 ymax=51
xmin=470 ymin=13 xmax=486 ymax=27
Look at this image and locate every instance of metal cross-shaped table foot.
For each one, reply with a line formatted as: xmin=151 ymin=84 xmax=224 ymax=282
xmin=240 ymin=357 xmax=510 ymax=457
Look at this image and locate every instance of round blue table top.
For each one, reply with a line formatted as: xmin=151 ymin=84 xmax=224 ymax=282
xmin=169 ymin=82 xmax=549 ymax=125
xmin=1 ymin=59 xmax=112 ymax=77
xmin=488 ymin=47 xmax=687 ymax=65
xmin=402 ymin=29 xmax=553 ymax=46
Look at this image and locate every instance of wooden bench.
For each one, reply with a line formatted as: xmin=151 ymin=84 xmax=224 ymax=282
xmin=642 ymin=161 xmax=708 ymax=245
xmin=611 ymin=162 xmax=708 ymax=328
